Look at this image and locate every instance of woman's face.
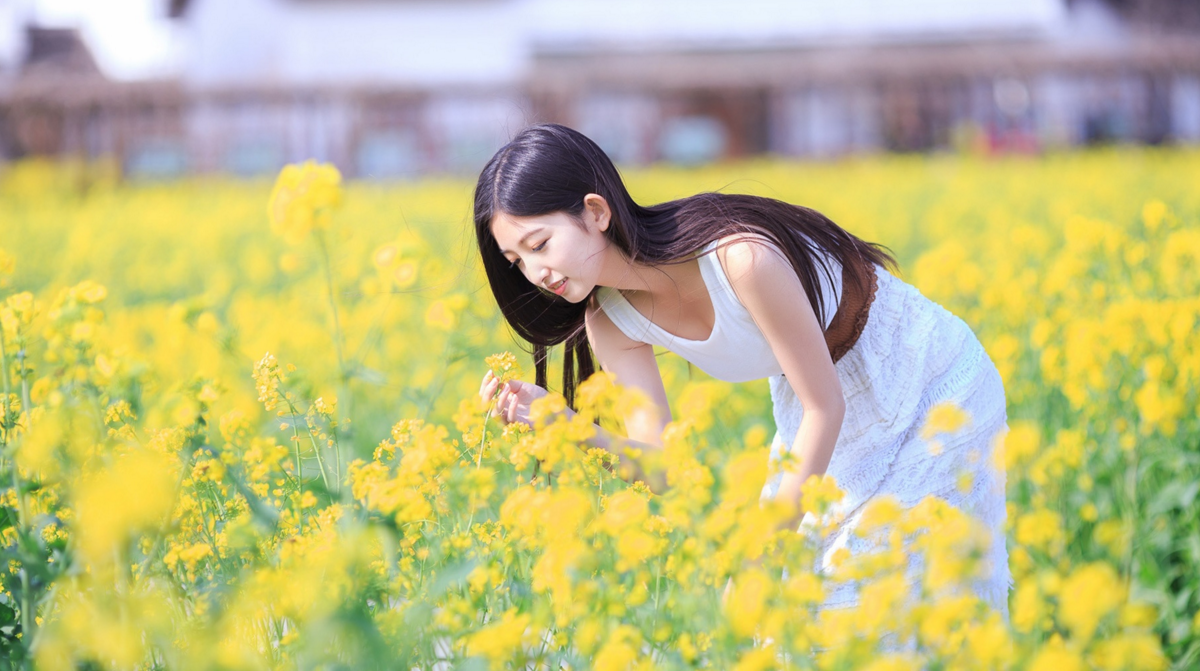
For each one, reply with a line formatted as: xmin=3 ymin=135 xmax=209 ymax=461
xmin=490 ymin=199 xmax=612 ymax=304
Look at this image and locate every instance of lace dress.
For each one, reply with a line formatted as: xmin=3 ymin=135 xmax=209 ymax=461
xmin=594 ymin=240 xmax=1011 ymax=617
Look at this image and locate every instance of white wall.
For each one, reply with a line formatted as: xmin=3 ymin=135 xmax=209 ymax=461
xmin=179 ymin=0 xmax=1072 ymax=88
xmin=182 ymin=0 xmax=526 ymax=87
xmin=525 ymin=0 xmax=1067 ymax=51
xmin=1171 ymin=75 xmax=1200 ymax=143
xmin=0 ymin=0 xmax=31 ymax=75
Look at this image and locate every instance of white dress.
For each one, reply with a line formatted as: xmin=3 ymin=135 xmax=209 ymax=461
xmin=595 ymin=240 xmax=1011 ymax=617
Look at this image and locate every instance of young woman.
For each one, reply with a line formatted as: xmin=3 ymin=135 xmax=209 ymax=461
xmin=473 ymin=123 xmax=1010 ymax=616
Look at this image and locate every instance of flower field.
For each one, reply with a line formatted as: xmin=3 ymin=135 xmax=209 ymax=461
xmin=1 ymin=149 xmax=1198 ymax=669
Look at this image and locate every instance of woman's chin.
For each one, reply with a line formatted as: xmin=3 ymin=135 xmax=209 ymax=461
xmin=555 ymin=279 xmax=581 ymax=302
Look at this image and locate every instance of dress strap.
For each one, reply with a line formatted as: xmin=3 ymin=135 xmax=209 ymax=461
xmin=593 ymin=287 xmax=658 ymax=345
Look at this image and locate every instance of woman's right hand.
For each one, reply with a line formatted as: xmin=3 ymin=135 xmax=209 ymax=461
xmin=479 ymin=370 xmax=548 ymax=428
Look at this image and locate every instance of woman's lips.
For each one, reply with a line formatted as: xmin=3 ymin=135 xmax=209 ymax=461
xmin=550 ymin=278 xmax=567 ymax=295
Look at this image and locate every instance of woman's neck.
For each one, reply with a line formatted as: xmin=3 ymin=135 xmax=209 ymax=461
xmin=601 ymin=247 xmax=706 ymax=305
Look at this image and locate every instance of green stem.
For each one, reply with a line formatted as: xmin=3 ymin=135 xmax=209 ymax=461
xmin=1 ymin=331 xmax=35 ymax=658
xmin=316 ymin=229 xmax=347 ymax=491
xmin=0 ymin=325 xmax=11 ymax=408
xmin=282 ymin=392 xmax=330 ymax=494
xmin=315 ymin=230 xmax=347 ymax=381
xmin=17 ymin=350 xmax=30 ymax=424
xmin=476 ymin=407 xmax=493 ymax=469
xmin=9 ymin=460 xmax=32 ymax=659
xmin=651 ymin=559 xmax=662 ymax=636
xmin=464 ymin=406 xmax=495 ymax=533
xmin=287 ymin=411 xmax=304 ymax=488
xmin=1123 ymin=445 xmax=1139 ymax=585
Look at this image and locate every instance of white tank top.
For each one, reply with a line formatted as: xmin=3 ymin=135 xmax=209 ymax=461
xmin=594 ymin=239 xmax=842 ymax=383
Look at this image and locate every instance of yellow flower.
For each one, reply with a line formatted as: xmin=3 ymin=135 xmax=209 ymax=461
xmin=1 ymin=291 xmax=37 ymax=339
xmin=0 ymin=247 xmax=13 ymax=286
xmin=725 ymin=568 xmax=770 ymax=638
xmin=68 ymin=279 xmax=108 ymax=304
xmin=73 ymin=450 xmax=178 ymax=564
xmin=1119 ymin=603 xmax=1157 ymax=629
xmin=1141 ymin=199 xmax=1168 ymax=232
xmin=783 ymin=571 xmax=824 ymax=606
xmin=463 ymin=608 xmax=531 ymax=665
xmin=1134 ymin=379 xmax=1185 ymax=436
xmin=1089 ymin=633 xmax=1167 ymax=671
xmin=615 ymin=531 xmax=658 ymax=572
xmin=920 ymin=401 xmax=972 ymax=440
xmin=859 ymin=655 xmax=923 ymax=671
xmin=253 ymin=352 xmax=285 ymax=411
xmin=856 ymin=494 xmax=903 ymax=536
xmin=800 ymin=473 xmax=844 ymax=516
xmin=593 ymin=625 xmax=640 ymax=671
xmin=1094 ymin=519 xmax=1130 ymax=558
xmin=300 ymin=491 xmax=318 ymax=508
xmin=178 ymin=542 xmax=213 ymax=569
xmin=190 ymin=457 xmax=226 ymax=483
xmin=732 ymin=647 xmax=777 ymax=671
xmin=597 ymin=490 xmax=650 ymax=535
xmin=1080 ymin=502 xmax=1098 ymax=522
xmin=373 ymin=244 xmax=398 ymax=269
xmin=964 ymin=612 xmax=1011 ymax=668
xmin=1058 ymin=562 xmax=1125 ymax=641
xmin=999 ymin=421 xmax=1040 ymax=472
xmin=424 ymin=300 xmax=456 ymax=330
xmin=1015 ymin=508 xmax=1063 ymax=554
xmin=1029 ymin=647 xmax=1086 ymax=671
xmin=485 ymin=351 xmax=523 ymax=385
xmin=268 ymin=160 xmax=342 ymax=244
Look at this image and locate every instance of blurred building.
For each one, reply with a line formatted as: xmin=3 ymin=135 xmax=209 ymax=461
xmin=0 ymin=0 xmax=1198 ymax=177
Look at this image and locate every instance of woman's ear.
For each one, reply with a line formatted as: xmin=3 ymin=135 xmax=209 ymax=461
xmin=582 ymin=193 xmax=611 ymax=232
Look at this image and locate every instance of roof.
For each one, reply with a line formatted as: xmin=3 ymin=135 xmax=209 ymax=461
xmin=168 ymin=0 xmax=191 ymax=18
xmin=21 ymin=27 xmax=103 ymax=78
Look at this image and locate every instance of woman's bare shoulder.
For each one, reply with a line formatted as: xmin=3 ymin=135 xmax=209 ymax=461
xmin=710 ymin=232 xmax=790 ymax=284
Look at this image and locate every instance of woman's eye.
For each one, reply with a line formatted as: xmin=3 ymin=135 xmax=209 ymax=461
xmin=531 ymin=241 xmax=547 ymax=253
xmin=509 ymin=258 xmax=522 ymax=269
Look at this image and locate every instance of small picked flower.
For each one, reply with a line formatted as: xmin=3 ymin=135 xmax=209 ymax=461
xmin=485 ymin=352 xmax=523 ymax=385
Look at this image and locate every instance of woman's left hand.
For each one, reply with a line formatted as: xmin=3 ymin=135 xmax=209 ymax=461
xmin=481 ymin=370 xmax=548 ymax=428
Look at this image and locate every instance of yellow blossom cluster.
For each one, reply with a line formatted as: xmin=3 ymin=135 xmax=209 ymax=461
xmin=267 ymin=160 xmax=342 ymax=245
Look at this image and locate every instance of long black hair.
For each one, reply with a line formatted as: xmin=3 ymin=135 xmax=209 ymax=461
xmin=473 ymin=123 xmax=896 ymax=408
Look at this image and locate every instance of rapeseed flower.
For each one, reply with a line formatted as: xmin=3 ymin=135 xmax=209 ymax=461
xmin=268 ymin=160 xmax=342 ymax=244
xmin=485 ymin=351 xmax=523 ymax=384
xmin=921 ymin=401 xmax=972 ymax=440
xmin=1058 ymin=562 xmax=1125 ymax=641
xmin=72 ymin=450 xmax=177 ymax=564
xmin=463 ymin=608 xmax=533 ymax=664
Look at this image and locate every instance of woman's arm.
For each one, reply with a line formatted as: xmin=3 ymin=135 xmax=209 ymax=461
xmin=483 ymin=303 xmax=673 ymax=492
xmin=715 ymin=234 xmax=847 ymax=531
xmin=484 ymin=374 xmax=668 ymax=490
xmin=583 ymin=301 xmax=674 ymax=491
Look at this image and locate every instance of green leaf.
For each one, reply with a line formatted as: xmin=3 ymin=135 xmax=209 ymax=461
xmin=350 ymin=364 xmax=387 ymax=386
xmin=455 ymin=658 xmax=488 ymax=671
xmin=1148 ymin=481 xmax=1200 ymax=516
